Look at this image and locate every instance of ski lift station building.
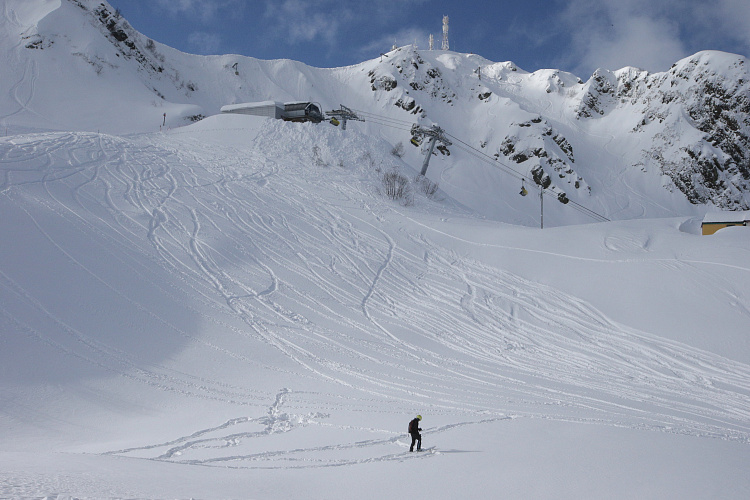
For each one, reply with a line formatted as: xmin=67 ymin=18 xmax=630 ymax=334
xmin=221 ymin=101 xmax=324 ymax=123
xmin=701 ymin=210 xmax=750 ymax=235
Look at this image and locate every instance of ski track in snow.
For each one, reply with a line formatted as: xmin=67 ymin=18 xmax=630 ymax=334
xmin=102 ymin=387 xmax=457 ymax=469
xmin=2 ymin=129 xmax=750 ymax=471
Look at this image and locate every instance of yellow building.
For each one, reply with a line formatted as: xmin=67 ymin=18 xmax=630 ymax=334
xmin=701 ymin=210 xmax=750 ymax=235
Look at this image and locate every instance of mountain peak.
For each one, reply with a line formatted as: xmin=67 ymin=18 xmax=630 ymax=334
xmin=1 ymin=3 xmax=748 ymax=217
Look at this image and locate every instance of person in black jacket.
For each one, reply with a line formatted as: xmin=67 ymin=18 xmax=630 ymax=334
xmin=408 ymin=415 xmax=422 ymax=452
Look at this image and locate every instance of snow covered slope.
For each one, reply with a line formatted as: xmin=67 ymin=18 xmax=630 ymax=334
xmin=2 ymin=113 xmax=750 ymax=500
xmin=1 ymin=1 xmax=750 ymax=499
xmin=2 ymin=0 xmax=749 ymax=225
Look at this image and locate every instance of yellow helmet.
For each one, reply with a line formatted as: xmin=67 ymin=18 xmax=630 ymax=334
xmin=417 ymin=415 xmax=422 ymax=420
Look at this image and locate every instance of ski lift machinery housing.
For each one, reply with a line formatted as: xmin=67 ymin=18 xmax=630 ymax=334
xmin=221 ymin=101 xmax=324 ymax=123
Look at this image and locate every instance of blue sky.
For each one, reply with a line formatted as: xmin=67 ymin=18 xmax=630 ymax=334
xmin=108 ymin=0 xmax=750 ymax=78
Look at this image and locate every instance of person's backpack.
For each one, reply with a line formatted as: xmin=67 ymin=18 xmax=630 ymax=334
xmin=408 ymin=419 xmax=417 ymax=433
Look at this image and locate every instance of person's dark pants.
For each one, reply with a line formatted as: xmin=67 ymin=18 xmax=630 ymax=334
xmin=410 ymin=432 xmax=421 ymax=451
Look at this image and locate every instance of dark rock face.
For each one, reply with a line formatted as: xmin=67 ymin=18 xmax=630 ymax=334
xmin=577 ymin=53 xmax=750 ymax=209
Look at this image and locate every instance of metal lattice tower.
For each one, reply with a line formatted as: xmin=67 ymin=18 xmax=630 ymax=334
xmin=442 ymin=15 xmax=449 ymax=51
xmin=411 ymin=124 xmax=452 ymax=176
xmin=326 ymin=105 xmax=364 ymax=131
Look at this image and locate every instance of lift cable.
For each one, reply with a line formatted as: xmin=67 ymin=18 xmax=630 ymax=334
xmin=353 ymin=109 xmax=415 ymax=127
xmin=449 ymin=138 xmax=610 ymax=223
xmin=445 ymin=132 xmax=611 ymax=223
xmin=335 ymin=108 xmax=611 ymax=223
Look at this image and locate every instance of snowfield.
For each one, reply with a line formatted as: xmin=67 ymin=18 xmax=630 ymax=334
xmin=2 ymin=115 xmax=749 ymax=499
xmin=1 ymin=1 xmax=750 ymax=499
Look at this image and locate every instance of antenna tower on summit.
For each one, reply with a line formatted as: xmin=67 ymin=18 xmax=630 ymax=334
xmin=429 ymin=34 xmax=434 ymax=50
xmin=442 ymin=15 xmax=449 ymax=50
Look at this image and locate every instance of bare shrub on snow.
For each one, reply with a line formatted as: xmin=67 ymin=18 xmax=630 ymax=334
xmin=414 ymin=175 xmax=439 ymax=198
xmin=312 ymin=146 xmax=327 ymax=167
xmin=380 ymin=171 xmax=413 ymax=205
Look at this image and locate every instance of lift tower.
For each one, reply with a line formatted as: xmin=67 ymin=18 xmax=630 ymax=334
xmin=411 ymin=124 xmax=452 ymax=176
xmin=326 ymin=105 xmax=364 ymax=130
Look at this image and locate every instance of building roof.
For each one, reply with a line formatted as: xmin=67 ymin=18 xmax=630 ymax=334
xmin=702 ymin=210 xmax=750 ymax=224
xmin=220 ymin=101 xmax=283 ymax=113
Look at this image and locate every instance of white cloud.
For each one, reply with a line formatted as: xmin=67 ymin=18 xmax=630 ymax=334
xmin=558 ymin=0 xmax=750 ymax=77
xmin=262 ymin=0 xmax=352 ymax=46
xmin=187 ymin=31 xmax=223 ymax=55
xmin=357 ymin=27 xmax=430 ymax=59
xmin=559 ymin=0 xmax=683 ymax=75
xmin=691 ymin=0 xmax=750 ymax=49
xmin=260 ymin=1 xmax=431 ymax=50
xmin=154 ymin=0 xmax=243 ymax=23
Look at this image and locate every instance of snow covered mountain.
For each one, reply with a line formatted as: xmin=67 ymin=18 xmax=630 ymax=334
xmin=2 ymin=0 xmax=748 ymax=224
xmin=2 ymin=1 xmax=750 ymax=499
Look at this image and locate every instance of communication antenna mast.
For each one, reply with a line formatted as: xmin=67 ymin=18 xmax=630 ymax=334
xmin=442 ymin=15 xmax=449 ymax=51
xmin=429 ymin=34 xmax=434 ymax=50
